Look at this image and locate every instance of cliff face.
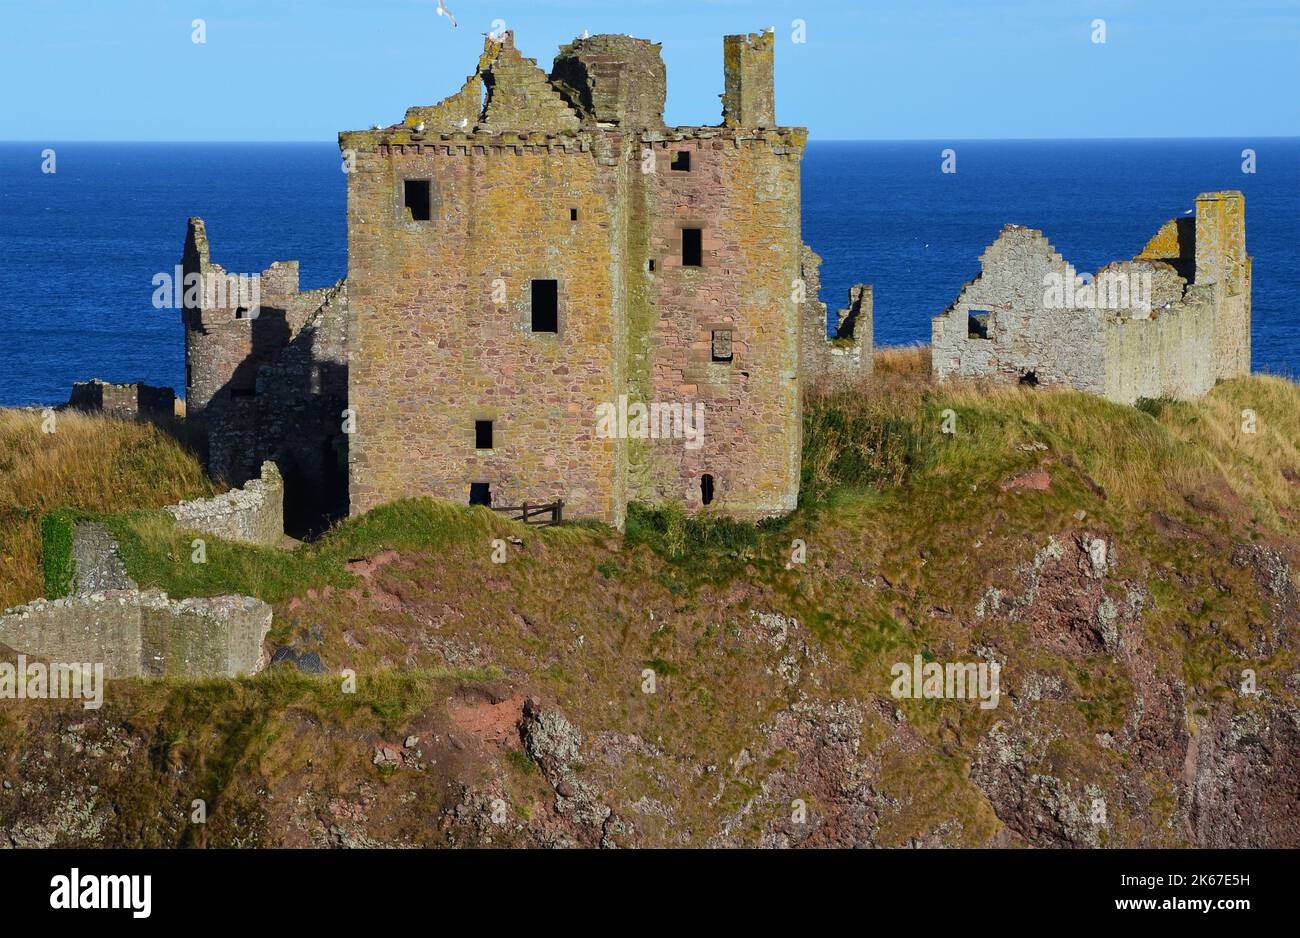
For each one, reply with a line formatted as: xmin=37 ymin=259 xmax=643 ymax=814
xmin=2 ymin=359 xmax=1298 ymax=848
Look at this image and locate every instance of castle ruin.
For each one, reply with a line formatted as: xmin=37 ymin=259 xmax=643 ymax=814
xmin=931 ymin=191 xmax=1251 ymax=403
xmin=180 ymin=30 xmax=871 ymax=532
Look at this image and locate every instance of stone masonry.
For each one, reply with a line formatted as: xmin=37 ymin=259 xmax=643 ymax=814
xmin=67 ymin=379 xmax=175 ymax=425
xmin=339 ymin=30 xmax=871 ymax=527
xmin=165 ymin=460 xmax=285 ymax=547
xmin=180 ymin=218 xmax=349 ymax=536
xmin=931 ymin=191 xmax=1251 ymax=403
xmin=0 ymin=590 xmax=270 ymax=679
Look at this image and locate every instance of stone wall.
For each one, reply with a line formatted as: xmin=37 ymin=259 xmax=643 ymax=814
xmin=67 ymin=379 xmax=174 ymax=424
xmin=931 ymin=193 xmax=1251 ymax=404
xmin=0 ymin=590 xmax=270 ymax=679
xmin=165 ymin=460 xmax=284 ymax=546
xmin=342 ymin=31 xmax=817 ymax=525
xmin=799 ymin=246 xmax=874 ymax=382
xmin=180 ymin=218 xmax=349 ymax=535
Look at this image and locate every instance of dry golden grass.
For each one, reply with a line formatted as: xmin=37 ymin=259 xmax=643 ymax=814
xmin=0 ymin=409 xmax=217 ymax=610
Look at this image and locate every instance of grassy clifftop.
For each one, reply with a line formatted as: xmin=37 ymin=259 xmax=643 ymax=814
xmin=2 ymin=352 xmax=1298 ymax=848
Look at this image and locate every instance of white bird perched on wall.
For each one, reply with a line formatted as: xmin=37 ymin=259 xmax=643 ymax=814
xmin=436 ymin=1 xmax=457 ymax=28
xmin=455 ymin=117 xmax=469 ymax=130
xmin=764 ymin=25 xmax=775 ymax=33
xmin=414 ymin=121 xmax=426 ymax=134
xmin=581 ymin=29 xmax=590 ymax=39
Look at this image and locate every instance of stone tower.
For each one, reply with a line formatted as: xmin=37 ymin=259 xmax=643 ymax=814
xmin=339 ymin=31 xmax=842 ymax=527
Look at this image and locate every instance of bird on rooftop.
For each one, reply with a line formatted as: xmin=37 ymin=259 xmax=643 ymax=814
xmin=436 ymin=1 xmax=457 ymax=28
xmin=414 ymin=121 xmax=426 ymax=134
xmin=455 ymin=117 xmax=470 ymax=129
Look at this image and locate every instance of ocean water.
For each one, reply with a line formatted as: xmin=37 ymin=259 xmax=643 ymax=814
xmin=0 ymin=138 xmax=1296 ymax=406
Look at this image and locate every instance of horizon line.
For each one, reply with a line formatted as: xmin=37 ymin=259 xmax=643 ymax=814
xmin=2 ymin=135 xmax=1298 ymax=146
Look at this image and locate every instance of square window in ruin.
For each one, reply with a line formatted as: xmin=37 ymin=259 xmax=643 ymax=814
xmin=711 ymin=329 xmax=733 ymax=363
xmin=682 ymin=228 xmax=703 ymax=267
xmin=469 ymin=482 xmax=492 ymax=506
xmin=531 ymin=279 xmax=559 ymax=333
xmin=967 ymin=311 xmax=990 ymax=339
xmin=671 ymin=151 xmax=691 ymax=172
xmin=403 ymin=179 xmax=432 ymax=222
xmin=234 ymin=306 xmax=250 ymax=320
xmin=475 ymin=419 xmax=494 ymax=450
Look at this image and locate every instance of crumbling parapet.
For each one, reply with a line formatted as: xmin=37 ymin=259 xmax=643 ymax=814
xmin=722 ymin=31 xmax=776 ymax=128
xmin=165 ymin=460 xmax=284 ymax=547
xmin=799 ymin=246 xmax=874 ymax=381
xmin=550 ymin=34 xmax=667 ymax=129
xmin=0 ymin=590 xmax=271 ymax=679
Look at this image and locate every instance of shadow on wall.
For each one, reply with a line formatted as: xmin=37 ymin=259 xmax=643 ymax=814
xmin=198 ymin=312 xmax=350 ymax=542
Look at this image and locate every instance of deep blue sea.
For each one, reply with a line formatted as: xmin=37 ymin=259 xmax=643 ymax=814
xmin=0 ymin=139 xmax=1296 ymax=405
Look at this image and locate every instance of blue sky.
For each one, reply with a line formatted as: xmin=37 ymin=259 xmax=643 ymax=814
xmin=2 ymin=0 xmax=1297 ymax=141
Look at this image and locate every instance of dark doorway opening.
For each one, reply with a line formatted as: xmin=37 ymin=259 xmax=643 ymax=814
xmin=682 ymin=228 xmax=703 ymax=267
xmin=701 ymin=473 xmax=715 ymax=506
xmin=531 ymin=279 xmax=558 ymax=333
xmin=469 ymin=482 xmax=492 ymax=506
xmin=1019 ymin=370 xmax=1039 ymax=387
xmin=404 ymin=180 xmax=432 ymax=221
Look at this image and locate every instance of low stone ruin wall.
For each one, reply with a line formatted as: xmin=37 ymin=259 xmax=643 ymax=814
xmin=165 ymin=460 xmax=284 ymax=547
xmin=67 ymin=379 xmax=175 ymax=424
xmin=0 ymin=590 xmax=271 ymax=679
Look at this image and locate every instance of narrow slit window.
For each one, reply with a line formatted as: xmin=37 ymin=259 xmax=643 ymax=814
xmin=671 ymin=151 xmax=691 ymax=171
xmin=569 ymin=207 xmax=578 ymax=221
xmin=403 ymin=179 xmax=432 ymax=222
xmin=475 ymin=419 xmax=494 ymax=450
xmin=682 ymin=228 xmax=703 ymax=267
xmin=531 ymin=279 xmax=558 ymax=333
xmin=711 ymin=329 xmax=733 ymax=363
xmin=648 ymin=259 xmax=656 ymax=272
xmin=701 ymin=473 xmax=715 ymax=505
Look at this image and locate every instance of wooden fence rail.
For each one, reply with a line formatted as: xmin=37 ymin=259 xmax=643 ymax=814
xmin=491 ymin=500 xmax=564 ymax=526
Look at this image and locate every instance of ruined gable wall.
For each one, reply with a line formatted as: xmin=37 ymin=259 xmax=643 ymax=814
xmin=631 ymin=129 xmax=805 ymax=517
xmin=344 ymin=135 xmax=623 ymax=521
xmin=932 ymin=227 xmax=1107 ymax=393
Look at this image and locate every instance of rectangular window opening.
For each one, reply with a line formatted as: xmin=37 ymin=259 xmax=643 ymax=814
xmin=531 ymin=279 xmax=558 ymax=333
xmin=475 ymin=419 xmax=494 ymax=450
xmin=569 ymin=207 xmax=578 ymax=221
xmin=648 ymin=259 xmax=656 ymax=272
xmin=403 ymin=179 xmax=432 ymax=222
xmin=682 ymin=228 xmax=703 ymax=267
xmin=671 ymin=151 xmax=691 ymax=172
xmin=967 ymin=311 xmax=990 ymax=339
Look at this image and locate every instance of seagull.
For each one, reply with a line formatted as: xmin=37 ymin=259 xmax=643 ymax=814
xmin=414 ymin=121 xmax=426 ymax=133
xmin=764 ymin=25 xmax=775 ymax=33
xmin=455 ymin=117 xmax=470 ymax=129
xmin=436 ymin=1 xmax=457 ymax=28
xmin=1183 ymin=208 xmax=1193 ymax=215
xmin=581 ymin=29 xmax=590 ymax=39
